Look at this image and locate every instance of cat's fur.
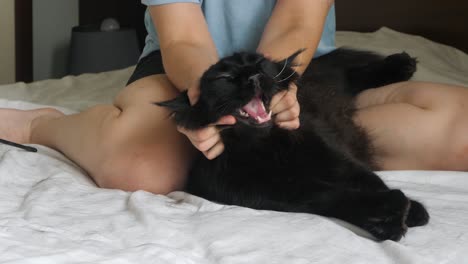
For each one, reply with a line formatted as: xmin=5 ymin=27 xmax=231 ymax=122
xmin=156 ymin=48 xmax=429 ymax=241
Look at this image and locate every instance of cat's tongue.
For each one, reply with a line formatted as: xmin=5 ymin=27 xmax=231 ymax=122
xmin=242 ymin=96 xmax=272 ymax=123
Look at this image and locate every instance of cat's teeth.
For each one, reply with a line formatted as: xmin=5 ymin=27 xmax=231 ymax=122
xmin=239 ymin=109 xmax=250 ymax=117
xmin=260 ymin=102 xmax=266 ymax=112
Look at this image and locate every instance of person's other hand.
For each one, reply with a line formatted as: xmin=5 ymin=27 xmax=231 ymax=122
xmin=270 ymin=82 xmax=300 ymax=129
xmin=178 ymin=85 xmax=236 ymax=160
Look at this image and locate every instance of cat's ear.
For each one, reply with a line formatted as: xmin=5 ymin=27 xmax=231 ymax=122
xmin=279 ymin=48 xmax=306 ymax=68
xmin=154 ymin=91 xmax=214 ymax=130
xmin=272 ymin=49 xmax=305 ymax=84
xmin=155 ymin=91 xmax=191 ymax=112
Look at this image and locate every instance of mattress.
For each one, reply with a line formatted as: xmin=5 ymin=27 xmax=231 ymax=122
xmin=0 ymin=28 xmax=467 ymax=263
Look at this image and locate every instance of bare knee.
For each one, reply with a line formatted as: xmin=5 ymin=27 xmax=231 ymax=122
xmin=94 ymin=145 xmax=193 ymax=194
xmin=434 ymin=141 xmax=468 ymax=171
xmin=89 ymin=109 xmax=195 ymax=194
xmin=439 ymin=108 xmax=468 ymax=171
xmin=86 ymin=75 xmax=194 ymax=194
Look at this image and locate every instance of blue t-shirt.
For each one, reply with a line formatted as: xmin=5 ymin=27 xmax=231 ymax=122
xmin=141 ymin=0 xmax=335 ymax=59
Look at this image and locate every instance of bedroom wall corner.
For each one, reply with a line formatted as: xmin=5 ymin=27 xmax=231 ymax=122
xmin=0 ymin=0 xmax=16 ymax=85
xmin=33 ymin=0 xmax=79 ymax=81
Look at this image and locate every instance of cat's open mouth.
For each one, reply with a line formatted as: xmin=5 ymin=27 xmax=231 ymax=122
xmin=237 ymin=95 xmax=272 ymax=124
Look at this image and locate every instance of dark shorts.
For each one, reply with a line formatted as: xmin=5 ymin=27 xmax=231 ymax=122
xmin=127 ymin=50 xmax=165 ymax=85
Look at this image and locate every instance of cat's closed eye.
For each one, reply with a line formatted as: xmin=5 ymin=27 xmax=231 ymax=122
xmin=214 ymin=73 xmax=234 ymax=80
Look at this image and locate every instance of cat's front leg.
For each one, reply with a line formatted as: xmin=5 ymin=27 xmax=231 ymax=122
xmin=287 ymin=186 xmax=411 ymax=241
xmin=317 ymin=188 xmax=428 ymax=241
xmin=236 ymin=182 xmax=413 ymax=241
xmin=406 ymin=200 xmax=430 ymax=227
xmin=355 ymin=189 xmax=411 ymax=241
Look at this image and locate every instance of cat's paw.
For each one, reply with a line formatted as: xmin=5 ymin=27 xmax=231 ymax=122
xmin=406 ymin=200 xmax=429 ymax=227
xmin=383 ymin=52 xmax=417 ymax=82
xmin=363 ymin=190 xmax=410 ymax=241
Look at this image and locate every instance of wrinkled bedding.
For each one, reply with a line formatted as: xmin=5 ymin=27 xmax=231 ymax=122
xmin=0 ymin=28 xmax=467 ymax=263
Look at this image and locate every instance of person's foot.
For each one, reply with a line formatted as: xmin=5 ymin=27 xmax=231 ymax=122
xmin=0 ymin=108 xmax=64 ymax=144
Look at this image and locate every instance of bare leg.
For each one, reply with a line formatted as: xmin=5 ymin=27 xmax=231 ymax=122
xmin=0 ymin=74 xmax=195 ymax=194
xmin=0 ymin=108 xmax=63 ymax=143
xmin=355 ymin=81 xmax=468 ymax=171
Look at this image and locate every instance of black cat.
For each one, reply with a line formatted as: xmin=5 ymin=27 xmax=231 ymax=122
xmin=156 ymin=48 xmax=429 ymax=241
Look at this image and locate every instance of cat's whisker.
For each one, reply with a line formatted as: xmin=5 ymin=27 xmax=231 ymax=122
xmin=215 ymin=100 xmax=236 ymax=115
xmin=273 ymin=58 xmax=288 ymax=79
xmin=216 ymin=102 xmax=228 ymax=110
xmin=217 ymin=124 xmax=234 ymax=131
xmin=275 ymin=70 xmax=296 ymax=83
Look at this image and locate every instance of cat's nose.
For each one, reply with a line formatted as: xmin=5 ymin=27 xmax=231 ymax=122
xmin=248 ymin=74 xmax=260 ymax=82
xmin=248 ymin=74 xmax=261 ymax=88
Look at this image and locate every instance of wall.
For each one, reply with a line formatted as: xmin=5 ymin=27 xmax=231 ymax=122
xmin=33 ymin=0 xmax=79 ymax=81
xmin=79 ymin=0 xmax=147 ymax=50
xmin=336 ymin=0 xmax=468 ymax=53
xmin=0 ymin=0 xmax=16 ymax=85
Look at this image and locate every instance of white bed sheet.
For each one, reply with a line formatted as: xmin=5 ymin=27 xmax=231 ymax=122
xmin=0 ymin=28 xmax=468 ymax=263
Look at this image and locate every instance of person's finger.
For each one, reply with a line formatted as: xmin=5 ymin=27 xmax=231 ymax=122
xmin=271 ymin=91 xmax=298 ymax=115
xmin=204 ymin=141 xmax=225 ymax=160
xmin=263 ymin=53 xmax=272 ymax=60
xmin=269 ymin=83 xmax=298 ymax=114
xmin=269 ymin=90 xmax=288 ymax=114
xmin=179 ymin=115 xmax=235 ymax=136
xmin=178 ymin=126 xmax=218 ymax=143
xmin=178 ymin=114 xmax=234 ymax=157
xmin=187 ymin=86 xmax=201 ymax=105
xmin=274 ymin=104 xmax=300 ymax=123
xmin=277 ymin=119 xmax=300 ymax=130
xmin=216 ymin=115 xmax=236 ymax=125
xmin=289 ymin=83 xmax=298 ymax=94
xmin=196 ymin=133 xmax=221 ymax=152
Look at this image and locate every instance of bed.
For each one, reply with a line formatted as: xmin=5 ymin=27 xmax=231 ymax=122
xmin=1 ymin=28 xmax=468 ymax=263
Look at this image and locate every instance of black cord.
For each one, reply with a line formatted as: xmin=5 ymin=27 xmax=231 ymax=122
xmin=0 ymin=138 xmax=37 ymax=152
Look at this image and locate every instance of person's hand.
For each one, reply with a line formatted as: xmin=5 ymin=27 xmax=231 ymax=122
xmin=269 ymin=82 xmax=300 ymax=129
xmin=178 ymin=85 xmax=236 ymax=160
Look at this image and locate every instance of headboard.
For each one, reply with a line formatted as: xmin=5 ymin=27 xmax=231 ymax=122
xmin=78 ymin=0 xmax=468 ymax=53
